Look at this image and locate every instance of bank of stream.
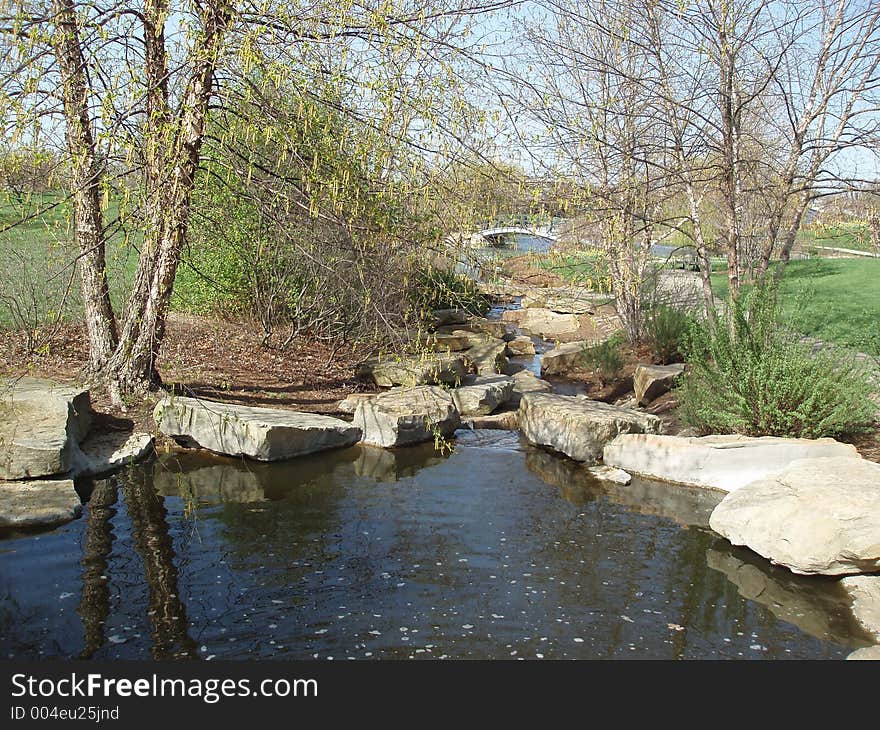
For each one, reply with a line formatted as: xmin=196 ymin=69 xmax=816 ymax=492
xmin=1 ymin=271 xmax=875 ymax=660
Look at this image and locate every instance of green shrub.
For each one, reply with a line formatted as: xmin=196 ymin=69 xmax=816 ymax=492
xmin=581 ymin=334 xmax=625 ymax=385
xmin=409 ymin=266 xmax=492 ymax=317
xmin=644 ymin=305 xmax=693 ymax=364
xmin=680 ymin=285 xmax=876 ymax=438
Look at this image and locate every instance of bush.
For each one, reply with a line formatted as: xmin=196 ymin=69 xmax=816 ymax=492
xmin=643 ymin=304 xmax=693 ymax=364
xmin=409 ymin=266 xmax=492 ymax=317
xmin=581 ymin=334 xmax=625 ymax=385
xmin=680 ymin=284 xmax=876 ymax=438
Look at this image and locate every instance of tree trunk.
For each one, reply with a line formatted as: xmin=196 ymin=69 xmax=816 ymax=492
xmin=100 ymin=2 xmax=232 ymax=403
xmin=51 ymin=0 xmax=118 ymax=373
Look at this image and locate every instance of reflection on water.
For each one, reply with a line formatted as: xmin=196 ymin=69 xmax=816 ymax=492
xmin=705 ymin=544 xmax=875 ymax=648
xmin=78 ymin=479 xmax=117 ymax=658
xmin=524 ymin=448 xmax=721 ymax=527
xmin=122 ymin=470 xmax=197 ymax=659
xmin=0 ymin=436 xmax=865 ymax=660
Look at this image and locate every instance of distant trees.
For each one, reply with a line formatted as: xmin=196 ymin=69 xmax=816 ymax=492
xmin=514 ymin=0 xmax=880 ymax=331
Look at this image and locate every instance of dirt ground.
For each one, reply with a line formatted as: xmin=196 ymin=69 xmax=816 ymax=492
xmin=0 ymin=311 xmax=376 ymax=433
xmin=2 ymin=300 xmax=878 ymax=463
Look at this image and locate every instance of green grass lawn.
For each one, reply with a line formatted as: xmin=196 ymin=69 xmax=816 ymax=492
xmin=0 ymin=192 xmax=141 ymax=329
xmin=798 ymin=222 xmax=878 ymax=253
xmin=711 ymin=258 xmax=880 ymax=356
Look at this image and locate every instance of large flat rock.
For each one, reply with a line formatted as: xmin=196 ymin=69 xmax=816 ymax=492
xmin=452 ymin=375 xmax=513 ymax=416
xmin=1 ymin=378 xmax=91 ymax=479
xmin=603 ymin=433 xmax=860 ymax=493
xmin=709 ymin=457 xmax=880 ymax=576
xmin=541 ymin=341 xmax=587 ymax=376
xmin=519 ymin=393 xmax=661 ymax=464
xmin=0 ymin=479 xmax=82 ymax=529
xmin=634 ymin=363 xmax=685 ymax=405
xmin=354 ymin=385 xmax=460 ymax=448
xmin=515 ymin=308 xmax=581 ymax=340
xmin=464 ymin=338 xmax=508 ymax=375
xmin=522 ymin=289 xmax=598 ymax=315
xmin=508 ymin=369 xmax=553 ymax=405
xmin=72 ymin=431 xmax=154 ymax=477
xmin=358 ymin=353 xmax=468 ymax=387
xmin=154 ymin=396 xmax=361 ymax=461
xmin=841 ymin=575 xmax=880 ymax=642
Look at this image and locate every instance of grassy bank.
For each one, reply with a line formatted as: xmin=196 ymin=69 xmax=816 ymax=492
xmin=0 ymin=193 xmax=141 ymax=329
xmin=711 ymin=258 xmax=880 ymax=356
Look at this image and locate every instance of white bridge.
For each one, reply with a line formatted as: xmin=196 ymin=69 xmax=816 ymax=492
xmin=479 ymin=225 xmax=558 ymax=241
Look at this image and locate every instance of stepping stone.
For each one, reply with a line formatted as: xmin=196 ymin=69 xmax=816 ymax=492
xmin=453 ymin=375 xmax=514 ymax=416
xmin=72 ymin=431 xmax=154 ymax=477
xmin=465 ymin=338 xmax=509 ymax=375
xmin=0 ymin=479 xmax=81 ymax=529
xmin=1 ymin=377 xmax=91 ymax=479
xmin=154 ymin=396 xmax=361 ymax=460
xmin=709 ymin=456 xmax=880 ymax=576
xmin=358 ymin=353 xmax=468 ymax=387
xmin=519 ymin=393 xmax=661 ymax=464
xmin=508 ymin=369 xmax=552 ymax=405
xmin=587 ymin=465 xmax=632 ymax=485
xmin=540 ymin=341 xmax=588 ymax=376
xmin=354 ymin=386 xmax=460 ymax=448
xmin=603 ymin=434 xmax=860 ymax=493
xmin=506 ymin=336 xmax=536 ymax=356
xmin=463 ymin=410 xmax=519 ymax=430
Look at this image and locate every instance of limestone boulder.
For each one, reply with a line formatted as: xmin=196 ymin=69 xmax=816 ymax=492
xmin=422 ymin=332 xmax=474 ymax=352
xmin=841 ymin=575 xmax=880 ymax=642
xmin=72 ymin=431 xmax=154 ymax=477
xmin=540 ymin=341 xmax=587 ymax=376
xmin=519 ymin=393 xmax=661 ymax=464
xmin=358 ymin=353 xmax=468 ymax=387
xmin=508 ymin=369 xmax=553 ymax=405
xmin=467 ymin=317 xmax=516 ymax=342
xmin=522 ymin=287 xmax=600 ymax=315
xmin=0 ymin=479 xmax=81 ymax=529
xmin=465 ymin=338 xmax=509 ymax=375
xmin=634 ymin=363 xmax=685 ymax=405
xmin=452 ymin=375 xmax=514 ymax=416
xmin=439 ymin=317 xmax=515 ymax=341
xmin=0 ymin=378 xmax=91 ymax=480
xmin=154 ymin=396 xmax=361 ymax=460
xmin=338 ymin=393 xmax=376 ymax=414
xmin=506 ymin=336 xmax=536 ymax=356
xmin=603 ymin=433 xmax=860 ymax=493
xmin=709 ymin=456 xmax=880 ymax=576
xmin=587 ymin=465 xmax=632 ymax=485
xmin=517 ymin=308 xmax=581 ymax=340
xmin=354 ymin=385 xmax=460 ymax=448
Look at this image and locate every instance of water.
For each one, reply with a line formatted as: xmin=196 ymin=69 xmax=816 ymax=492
xmin=457 ymin=234 xmax=555 ymax=279
xmin=0 ymin=433 xmax=870 ymax=660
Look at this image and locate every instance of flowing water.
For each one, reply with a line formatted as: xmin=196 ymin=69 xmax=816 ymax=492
xmin=0 ymin=431 xmax=871 ymax=660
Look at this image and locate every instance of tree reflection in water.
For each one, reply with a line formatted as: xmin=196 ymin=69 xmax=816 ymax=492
xmin=77 ymin=479 xmax=117 ymax=659
xmin=122 ymin=470 xmax=197 ymax=660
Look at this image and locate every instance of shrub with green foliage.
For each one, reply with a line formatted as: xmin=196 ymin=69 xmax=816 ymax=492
xmin=643 ymin=304 xmax=693 ymax=364
xmin=680 ymin=285 xmax=876 ymax=438
xmin=409 ymin=266 xmax=492 ymax=317
xmin=581 ymin=333 xmax=626 ymax=385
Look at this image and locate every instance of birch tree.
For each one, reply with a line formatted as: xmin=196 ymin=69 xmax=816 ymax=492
xmin=0 ymin=0 xmax=504 ymax=403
